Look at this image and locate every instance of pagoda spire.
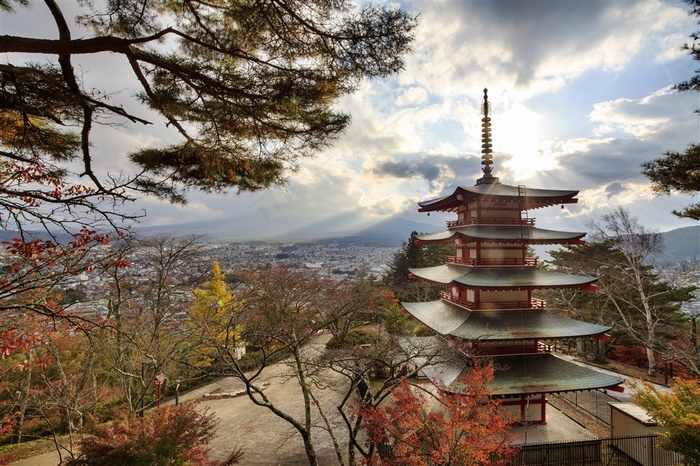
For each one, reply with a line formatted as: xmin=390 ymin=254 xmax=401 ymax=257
xmin=476 ymin=88 xmax=499 ymax=185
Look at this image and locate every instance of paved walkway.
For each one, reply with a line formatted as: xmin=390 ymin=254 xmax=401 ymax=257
xmin=10 ymin=349 xmax=669 ymax=465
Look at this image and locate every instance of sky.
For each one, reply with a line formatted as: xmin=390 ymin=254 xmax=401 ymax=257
xmin=3 ymin=0 xmax=700 ymax=239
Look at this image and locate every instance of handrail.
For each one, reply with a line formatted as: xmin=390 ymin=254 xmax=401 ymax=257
xmin=440 ymin=293 xmax=546 ymax=310
xmin=447 ymin=217 xmax=535 ymax=228
xmin=445 ymin=256 xmax=538 ymax=267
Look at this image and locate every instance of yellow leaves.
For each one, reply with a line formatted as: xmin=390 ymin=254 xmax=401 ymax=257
xmin=189 ymin=262 xmax=244 ymax=360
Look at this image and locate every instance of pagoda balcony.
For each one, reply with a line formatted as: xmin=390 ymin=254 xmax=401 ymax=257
xmin=447 ymin=217 xmax=536 ymax=228
xmin=440 ymin=292 xmax=546 ymax=310
xmin=445 ymin=256 xmax=538 ymax=267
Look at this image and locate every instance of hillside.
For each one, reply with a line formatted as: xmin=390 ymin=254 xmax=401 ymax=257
xmin=658 ymin=225 xmax=700 ymax=266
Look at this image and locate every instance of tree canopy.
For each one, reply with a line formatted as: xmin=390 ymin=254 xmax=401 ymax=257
xmin=632 ymin=378 xmax=700 ymax=465
xmin=642 ymin=143 xmax=700 ymax=220
xmin=642 ymin=0 xmax=700 ymax=220
xmin=0 ymin=0 xmax=416 ymax=232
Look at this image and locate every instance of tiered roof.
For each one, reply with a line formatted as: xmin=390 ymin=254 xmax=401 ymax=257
xmin=409 ymin=265 xmax=597 ymax=290
xmin=418 ymin=184 xmax=579 ymax=213
xmin=401 ymin=302 xmax=610 ymax=340
xmin=414 ymin=225 xmax=585 ymax=245
xmin=400 ymin=337 xmax=622 ymax=396
xmin=399 ymin=88 xmax=622 ymax=399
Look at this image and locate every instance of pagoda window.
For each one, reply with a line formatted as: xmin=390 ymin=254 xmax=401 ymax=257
xmin=467 ymin=289 xmax=477 ymax=305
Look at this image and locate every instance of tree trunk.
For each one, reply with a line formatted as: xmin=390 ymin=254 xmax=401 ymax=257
xmin=13 ymin=354 xmax=33 ymax=443
xmin=576 ymin=338 xmax=586 ymax=359
xmin=593 ymin=339 xmax=607 ymax=364
xmin=646 ymin=346 xmax=657 ymax=376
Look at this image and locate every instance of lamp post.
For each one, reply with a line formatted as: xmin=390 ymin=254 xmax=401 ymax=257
xmin=154 ymin=373 xmax=166 ymax=408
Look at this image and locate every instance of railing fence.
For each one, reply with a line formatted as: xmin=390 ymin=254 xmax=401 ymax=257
xmin=502 ymin=435 xmax=685 ymax=466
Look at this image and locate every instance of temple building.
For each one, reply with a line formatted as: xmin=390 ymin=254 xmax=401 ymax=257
xmin=400 ymin=89 xmax=622 ymax=425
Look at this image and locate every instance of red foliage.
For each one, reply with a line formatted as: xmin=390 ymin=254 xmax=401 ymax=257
xmin=359 ymin=364 xmax=519 ymax=465
xmin=66 ymin=403 xmax=242 ymax=466
xmin=608 ymin=344 xmax=648 ymax=367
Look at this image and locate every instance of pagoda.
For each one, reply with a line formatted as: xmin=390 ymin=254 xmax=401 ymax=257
xmin=401 ymin=89 xmax=622 ymax=425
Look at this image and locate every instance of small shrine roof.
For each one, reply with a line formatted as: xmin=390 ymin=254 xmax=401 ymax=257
xmin=418 ymin=184 xmax=579 ymax=213
xmin=409 ymin=264 xmax=597 ymax=289
xmin=414 ymin=226 xmax=585 ymax=244
xmin=401 ymin=300 xmax=611 ymax=340
xmin=398 ymin=337 xmax=622 ymax=396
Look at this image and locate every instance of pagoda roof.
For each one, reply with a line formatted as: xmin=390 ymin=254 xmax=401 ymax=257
xmin=409 ymin=264 xmax=597 ymax=290
xmin=414 ymin=225 xmax=585 ymax=245
xmin=418 ymin=183 xmax=578 ymax=213
xmin=401 ymin=301 xmax=610 ymax=340
xmin=398 ymin=337 xmax=622 ymax=396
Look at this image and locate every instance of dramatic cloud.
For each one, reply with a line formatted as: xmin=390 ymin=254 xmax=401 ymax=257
xmin=19 ymin=0 xmax=696 ymax=236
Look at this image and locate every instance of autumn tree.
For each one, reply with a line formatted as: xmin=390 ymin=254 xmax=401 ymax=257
xmin=188 ymin=267 xmax=340 ymax=465
xmin=92 ymin=235 xmax=208 ymax=414
xmin=632 ymin=378 xmax=700 ymax=465
xmin=588 ymin=207 xmax=691 ymax=375
xmin=188 ymin=262 xmax=244 ymax=368
xmin=0 ymin=309 xmax=116 ymax=461
xmin=642 ymin=0 xmax=700 ymax=220
xmin=189 ymin=266 xmax=419 ymax=466
xmin=323 ymin=333 xmax=453 ymax=465
xmin=65 ymin=403 xmax=242 ymax=466
xmin=0 ymin=229 xmax=113 ymax=316
xmin=359 ymin=364 xmax=518 ymax=466
xmin=0 ymin=0 xmax=416 ymax=232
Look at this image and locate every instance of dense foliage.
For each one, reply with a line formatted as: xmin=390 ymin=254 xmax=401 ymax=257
xmin=633 ymin=379 xmax=700 ymax=465
xmin=0 ymin=0 xmax=416 ymax=232
xmin=66 ymin=403 xmax=241 ymax=466
xmin=358 ymin=365 xmax=518 ymax=466
xmin=549 ymin=208 xmax=693 ymax=373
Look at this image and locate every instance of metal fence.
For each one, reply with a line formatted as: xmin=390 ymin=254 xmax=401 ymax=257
xmin=554 ymin=389 xmax=623 ymax=425
xmin=502 ymin=435 xmax=685 ymax=466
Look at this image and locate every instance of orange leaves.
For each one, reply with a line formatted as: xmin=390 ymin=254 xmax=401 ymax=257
xmin=633 ymin=378 xmax=700 ymax=463
xmin=358 ymin=364 xmax=518 ymax=466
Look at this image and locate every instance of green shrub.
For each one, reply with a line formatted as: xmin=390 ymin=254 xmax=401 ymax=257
xmin=326 ymin=328 xmax=376 ymax=349
xmin=382 ymin=305 xmax=415 ymax=336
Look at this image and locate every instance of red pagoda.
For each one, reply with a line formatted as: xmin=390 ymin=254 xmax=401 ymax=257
xmin=401 ymin=89 xmax=622 ymax=424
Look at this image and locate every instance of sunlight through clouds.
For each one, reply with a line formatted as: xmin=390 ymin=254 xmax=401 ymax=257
xmin=88 ymin=0 xmax=700 ymax=235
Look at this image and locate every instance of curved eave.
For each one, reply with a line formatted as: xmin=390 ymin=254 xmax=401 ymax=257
xmin=401 ymin=300 xmax=610 ymax=340
xmin=418 ymin=184 xmax=579 ymax=213
xmin=409 ymin=264 xmax=597 ymax=290
xmin=485 ymin=353 xmax=623 ymax=396
xmin=414 ymin=226 xmax=586 ymax=245
xmin=398 ymin=338 xmax=623 ymax=396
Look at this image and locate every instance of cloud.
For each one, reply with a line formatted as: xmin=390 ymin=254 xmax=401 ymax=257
xmin=589 ymin=87 xmax=695 ymax=139
xmin=396 ymin=87 xmax=428 ymax=107
xmin=399 ymin=0 xmax=691 ymax=101
xmin=27 ymin=0 xmax=696 ymax=237
xmin=368 ymin=154 xmax=473 ymax=184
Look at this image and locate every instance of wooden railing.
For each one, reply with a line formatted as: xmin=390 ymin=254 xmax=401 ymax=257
xmin=445 ymin=256 xmax=538 ymax=267
xmin=447 ymin=217 xmax=535 ymax=228
xmin=440 ymin=293 xmax=546 ymax=310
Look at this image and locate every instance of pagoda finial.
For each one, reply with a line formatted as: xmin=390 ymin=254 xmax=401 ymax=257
xmin=476 ymin=88 xmax=499 ymax=185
